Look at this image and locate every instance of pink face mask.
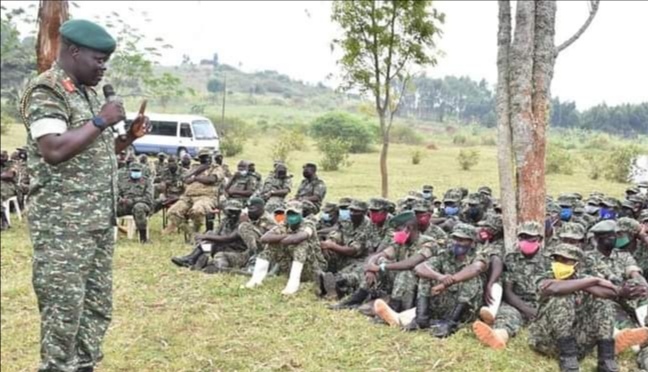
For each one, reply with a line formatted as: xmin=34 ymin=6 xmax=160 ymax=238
xmin=393 ymin=230 xmax=410 ymax=245
xmin=519 ymin=240 xmax=540 ymax=255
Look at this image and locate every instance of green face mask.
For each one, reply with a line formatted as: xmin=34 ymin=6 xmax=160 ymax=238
xmin=614 ymin=236 xmax=631 ymax=249
xmin=286 ymin=214 xmax=302 ymax=226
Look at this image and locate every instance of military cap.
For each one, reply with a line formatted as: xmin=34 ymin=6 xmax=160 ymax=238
xmin=600 ymin=197 xmax=619 ymax=208
xmin=285 ymin=200 xmax=303 ymax=214
xmin=572 ymin=192 xmax=583 ymax=201
xmin=477 ymin=213 xmax=503 ymax=233
xmin=273 ymin=202 xmax=287 ymax=213
xmin=247 ymin=197 xmax=265 ymax=208
xmin=224 ymin=199 xmax=243 ymax=211
xmin=157 ymin=152 xmax=167 ymax=158
xmin=408 ymin=191 xmax=424 ymax=199
xmin=557 ymin=222 xmax=586 ymax=240
xmin=628 ymin=195 xmax=645 ymax=204
xmin=573 ymin=200 xmax=585 ymax=213
xmin=586 ymin=196 xmax=601 ymax=206
xmin=369 ymin=198 xmax=390 ymax=211
xmin=640 ymin=210 xmax=648 ymax=223
xmin=60 ymin=19 xmax=116 ymax=53
xmin=546 ymin=195 xmax=555 ymax=203
xmin=422 ymin=185 xmax=434 ymax=192
xmin=589 ymin=220 xmax=617 ymax=234
xmin=557 ymin=193 xmax=576 ymax=207
xmin=301 ymin=200 xmax=317 ymax=216
xmin=451 ymin=223 xmax=478 ymax=241
xmin=349 ymin=200 xmax=369 ymax=211
xmin=444 ymin=190 xmax=462 ymax=203
xmin=546 ymin=202 xmax=561 ymax=215
xmin=465 ymin=193 xmax=482 ymax=205
xmin=478 ymin=186 xmax=493 ymax=196
xmin=338 ymin=197 xmax=353 ymax=207
xmin=413 ymin=198 xmax=431 ymax=212
xmin=458 ymin=187 xmax=469 ymax=198
xmin=322 ymin=202 xmax=338 ymax=213
xmin=128 ymin=162 xmax=144 ymax=171
xmin=551 ymin=243 xmax=583 ymax=262
xmin=389 ymin=211 xmax=416 ymax=228
xmin=621 ymin=200 xmax=635 ymax=209
xmin=197 ymin=148 xmax=211 ymax=157
xmin=517 ymin=221 xmax=543 ymax=237
xmin=626 ymin=187 xmax=640 ymax=195
xmin=616 ymin=217 xmax=641 ymax=234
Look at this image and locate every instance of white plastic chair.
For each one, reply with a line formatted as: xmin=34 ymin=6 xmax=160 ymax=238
xmin=115 ymin=215 xmax=150 ymax=240
xmin=2 ymin=196 xmax=21 ymax=225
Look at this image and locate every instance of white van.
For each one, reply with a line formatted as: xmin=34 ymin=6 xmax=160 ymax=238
xmin=125 ymin=113 xmax=220 ymax=158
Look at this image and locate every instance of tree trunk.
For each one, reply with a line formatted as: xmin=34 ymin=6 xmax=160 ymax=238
xmin=379 ymin=114 xmax=389 ymax=198
xmin=36 ymin=0 xmax=69 ymax=73
xmin=496 ymin=0 xmax=517 ymax=252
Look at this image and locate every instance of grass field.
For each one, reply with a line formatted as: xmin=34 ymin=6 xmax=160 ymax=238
xmin=0 ymin=121 xmax=640 ymax=372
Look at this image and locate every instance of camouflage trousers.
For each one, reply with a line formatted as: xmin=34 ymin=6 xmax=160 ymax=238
xmin=334 ymin=260 xmax=365 ymax=294
xmin=168 ymin=195 xmax=215 ymax=234
xmin=528 ymin=295 xmax=615 ymax=359
xmin=493 ymin=302 xmax=535 ymax=336
xmin=209 ymin=222 xmax=266 ymax=270
xmin=419 ymin=276 xmax=483 ymax=322
xmin=258 ymin=240 xmax=326 ymax=282
xmin=30 ymin=227 xmax=114 ymax=372
xmin=264 ymin=197 xmax=285 ymax=214
xmin=116 ymin=201 xmax=150 ymax=230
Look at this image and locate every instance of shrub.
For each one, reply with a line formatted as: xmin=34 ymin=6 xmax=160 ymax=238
xmin=457 ymin=149 xmax=480 ymax=171
xmin=546 ymin=146 xmax=576 ymax=175
xmin=271 ymin=129 xmax=308 ymax=163
xmin=453 ymin=134 xmax=467 ymax=145
xmin=411 ymin=150 xmax=423 ymax=165
xmin=426 ymin=142 xmax=438 ymax=150
xmin=311 ymin=112 xmax=374 ymax=153
xmin=390 ymin=125 xmax=424 ymax=145
xmin=0 ymin=111 xmax=11 ymax=135
xmin=210 ymin=116 xmax=252 ymax=157
xmin=318 ymin=138 xmax=351 ymax=171
xmin=220 ymin=137 xmax=244 ymax=157
xmin=583 ymin=152 xmax=603 ymax=180
xmin=480 ymin=136 xmax=497 ymax=146
xmin=602 ymin=145 xmax=641 ymax=183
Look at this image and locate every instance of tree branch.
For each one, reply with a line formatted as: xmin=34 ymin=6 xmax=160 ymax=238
xmin=370 ymin=1 xmax=383 ymax=116
xmin=388 ymin=73 xmax=411 ymax=134
xmin=555 ymin=0 xmax=600 ymax=55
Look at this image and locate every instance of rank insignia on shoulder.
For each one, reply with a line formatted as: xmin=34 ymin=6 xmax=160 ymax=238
xmin=62 ymin=78 xmax=75 ymax=93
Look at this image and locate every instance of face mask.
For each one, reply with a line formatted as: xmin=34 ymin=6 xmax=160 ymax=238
xmin=444 ymin=206 xmax=459 ymax=216
xmin=416 ymin=213 xmax=431 ymax=228
xmin=199 ymin=157 xmax=210 ymax=165
xmin=339 ymin=209 xmax=351 ymax=222
xmin=321 ymin=213 xmax=332 ymax=222
xmin=479 ymin=229 xmax=493 ymax=242
xmin=393 ymin=230 xmax=410 ymax=245
xmin=239 ymin=170 xmax=248 ymax=176
xmin=302 ymin=171 xmax=311 ymax=179
xmin=452 ymin=243 xmax=471 ymax=257
xmin=226 ymin=211 xmax=241 ymax=220
xmin=598 ymin=236 xmax=616 ymax=250
xmin=370 ymin=210 xmax=387 ymax=225
xmin=560 ymin=208 xmax=572 ymax=221
xmin=18 ymin=153 xmax=27 ymax=161
xmin=599 ymin=208 xmax=616 ymax=220
xmin=277 ymin=171 xmax=287 ymax=179
xmin=614 ymin=236 xmax=631 ymax=249
xmin=130 ymin=171 xmax=142 ymax=180
xmin=169 ymin=164 xmax=178 ymax=172
xmin=552 ymin=261 xmax=576 ymax=280
xmin=275 ymin=213 xmax=285 ymax=224
xmin=422 ymin=191 xmax=432 ymax=200
xmin=468 ymin=206 xmax=481 ymax=220
xmin=287 ymin=213 xmax=302 ymax=226
xmin=585 ymin=205 xmax=599 ymax=215
xmin=519 ymin=240 xmax=540 ymax=255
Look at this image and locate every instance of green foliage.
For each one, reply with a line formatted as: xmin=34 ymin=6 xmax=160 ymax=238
xmin=145 ymin=72 xmax=186 ymax=108
xmin=271 ymin=129 xmax=308 ymax=163
xmin=310 ymin=112 xmax=374 ymax=153
xmin=481 ymin=136 xmax=497 ymax=146
xmin=390 ymin=125 xmax=424 ymax=145
xmin=411 ymin=149 xmax=423 ymax=165
xmin=317 ymin=138 xmax=350 ymax=171
xmin=546 ymin=146 xmax=576 ymax=175
xmin=582 ymin=152 xmax=604 ymax=180
xmin=207 ymin=78 xmax=224 ymax=93
xmin=601 ymin=145 xmax=641 ymax=183
xmin=457 ymin=149 xmax=480 ymax=171
xmin=1 ymin=110 xmax=12 ymax=135
xmin=209 ymin=116 xmax=252 ymax=157
xmin=220 ymin=137 xmax=244 ymax=157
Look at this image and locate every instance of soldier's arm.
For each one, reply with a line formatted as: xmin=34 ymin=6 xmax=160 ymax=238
xmin=198 ymin=230 xmax=239 ymax=244
xmin=281 ymin=226 xmax=312 ymax=246
xmin=0 ymin=169 xmax=16 ymax=181
xmin=413 ymin=259 xmax=446 ymax=281
xmin=385 ymin=253 xmax=428 ymax=271
xmin=582 ymin=284 xmax=619 ymax=299
xmin=503 ymin=280 xmax=536 ymax=317
xmin=486 ymin=255 xmax=504 ymax=286
xmin=260 ymin=226 xmax=289 ymax=244
xmin=539 ymin=276 xmax=600 ymax=296
xmin=323 ymin=240 xmax=359 ymax=257
xmin=196 ymin=174 xmax=217 ymax=185
xmin=447 ymin=261 xmax=487 ymax=285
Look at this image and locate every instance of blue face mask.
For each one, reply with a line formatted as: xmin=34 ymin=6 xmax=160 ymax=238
xmin=560 ymin=208 xmax=572 ymax=221
xmin=321 ymin=213 xmax=332 ymax=222
xmin=339 ymin=209 xmax=351 ymax=221
xmin=444 ymin=206 xmax=459 ymax=216
xmin=452 ymin=243 xmax=471 ymax=257
xmin=422 ymin=191 xmax=432 ymax=200
xmin=130 ymin=171 xmax=142 ymax=180
xmin=599 ymin=208 xmax=616 ymax=220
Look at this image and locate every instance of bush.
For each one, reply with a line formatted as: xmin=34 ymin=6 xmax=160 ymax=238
xmin=311 ymin=112 xmax=374 ymax=153
xmin=480 ymin=136 xmax=497 ymax=146
xmin=457 ymin=149 xmax=480 ymax=171
xmin=318 ymin=138 xmax=351 ymax=171
xmin=271 ymin=129 xmax=308 ymax=163
xmin=0 ymin=111 xmax=11 ymax=135
xmin=411 ymin=150 xmax=423 ymax=165
xmin=546 ymin=146 xmax=576 ymax=175
xmin=602 ymin=145 xmax=641 ymax=183
xmin=583 ymin=152 xmax=603 ymax=180
xmin=210 ymin=116 xmax=252 ymax=157
xmin=220 ymin=137 xmax=244 ymax=157
xmin=453 ymin=134 xmax=467 ymax=145
xmin=390 ymin=125 xmax=424 ymax=145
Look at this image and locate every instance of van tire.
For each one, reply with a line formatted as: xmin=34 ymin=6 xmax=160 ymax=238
xmin=177 ymin=147 xmax=188 ymax=158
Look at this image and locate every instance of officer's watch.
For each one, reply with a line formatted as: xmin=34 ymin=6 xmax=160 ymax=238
xmin=92 ymin=115 xmax=108 ymax=130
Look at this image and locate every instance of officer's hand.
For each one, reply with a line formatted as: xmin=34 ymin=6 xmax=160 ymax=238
xmin=129 ymin=114 xmax=151 ymax=138
xmin=98 ymin=101 xmax=126 ymax=126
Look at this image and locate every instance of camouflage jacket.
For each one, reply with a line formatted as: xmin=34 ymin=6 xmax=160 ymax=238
xmin=476 ymin=239 xmax=506 ymax=269
xmin=159 ymin=167 xmax=187 ymax=198
xmin=226 ymin=173 xmax=257 ymax=203
xmin=118 ymin=175 xmax=153 ymax=208
xmin=425 ymin=242 xmax=480 ymax=276
xmin=385 ymin=234 xmax=436 ymax=262
xmin=255 ymin=174 xmax=292 ymax=205
xmin=328 ymin=216 xmax=372 ymax=259
xmin=367 ymin=221 xmax=393 ymax=254
xmin=1 ymin=161 xmax=17 ymax=197
xmin=185 ymin=164 xmax=225 ymax=198
xmin=154 ymin=160 xmax=166 ymax=183
xmin=296 ymin=176 xmax=327 ymax=209
xmin=423 ymin=223 xmax=449 ymax=246
xmin=583 ymin=249 xmax=642 ymax=286
xmin=20 ymin=63 xmax=118 ymax=231
xmin=503 ymin=250 xmax=549 ymax=304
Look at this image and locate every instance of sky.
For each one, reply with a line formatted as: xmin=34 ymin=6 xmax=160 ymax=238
xmin=4 ymin=0 xmax=647 ymax=109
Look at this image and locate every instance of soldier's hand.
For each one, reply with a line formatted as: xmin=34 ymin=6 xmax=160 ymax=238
xmin=365 ymin=272 xmax=377 ymax=286
xmin=431 ymin=283 xmax=446 ymax=296
xmin=523 ymin=308 xmax=537 ymax=321
xmin=365 ymin=263 xmax=379 ymax=273
xmin=98 ymin=101 xmax=126 ymax=126
xmin=483 ymin=283 xmax=494 ymax=305
xmin=438 ymin=274 xmax=455 ymax=287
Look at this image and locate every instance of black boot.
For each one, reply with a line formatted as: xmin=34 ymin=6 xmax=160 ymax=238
xmin=431 ymin=302 xmax=467 ymax=338
xmin=139 ymin=229 xmax=148 ymax=244
xmin=557 ymin=336 xmax=580 ymax=372
xmin=596 ymin=339 xmax=618 ymax=372
xmin=171 ymin=246 xmax=202 ymax=268
xmin=77 ymin=367 xmax=94 ymax=372
xmin=0 ymin=210 xmax=8 ymax=230
xmin=388 ymin=298 xmax=403 ymax=313
xmin=329 ymin=288 xmax=369 ymax=310
xmin=404 ymin=296 xmax=430 ymax=331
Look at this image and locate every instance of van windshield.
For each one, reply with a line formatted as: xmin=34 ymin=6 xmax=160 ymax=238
xmin=192 ymin=120 xmax=218 ymax=140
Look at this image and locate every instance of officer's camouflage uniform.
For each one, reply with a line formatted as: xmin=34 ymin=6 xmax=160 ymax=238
xmin=20 ymin=61 xmax=118 ymax=371
xmin=116 ymin=164 xmax=153 ymax=230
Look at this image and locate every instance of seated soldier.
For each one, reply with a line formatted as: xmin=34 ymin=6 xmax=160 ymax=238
xmin=202 ymin=197 xmax=278 ymax=274
xmin=138 ymin=154 xmax=153 ymax=180
xmin=245 ymin=200 xmax=327 ymax=295
xmin=474 ymin=212 xmax=506 ymax=325
xmin=296 ymin=163 xmax=327 ymax=212
xmin=117 ymin=162 xmax=153 ymax=243
xmin=316 ymin=202 xmax=340 ymax=239
xmin=375 ymin=224 xmax=483 ymax=339
xmin=460 ymin=193 xmax=486 ymax=225
xmin=154 ymin=155 xmax=186 ymax=213
xmin=421 ymin=185 xmax=434 ymax=202
xmin=366 ymin=197 xmax=394 ymax=254
xmin=438 ymin=189 xmax=463 ymax=232
xmin=330 ymin=211 xmax=436 ymax=312
xmin=413 ymin=198 xmax=448 ymax=245
xmin=180 ymin=153 xmax=192 ymax=170
xmin=318 ymin=200 xmax=371 ymax=299
xmin=1 ymin=150 xmax=17 ymax=230
xmin=254 ymin=163 xmax=292 ymax=213
xmin=171 ymin=199 xmax=245 ymax=269
xmin=545 ymin=222 xmax=586 ymax=256
xmin=224 ymin=160 xmax=256 ymax=204
xmin=248 ymin=162 xmax=262 ymax=188
xmin=528 ymin=244 xmax=620 ymax=372
xmin=472 ymin=222 xmax=549 ymax=349
xmin=154 ymin=152 xmax=167 ymax=184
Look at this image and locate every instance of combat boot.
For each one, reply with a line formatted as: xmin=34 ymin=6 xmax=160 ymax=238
xmin=329 ymin=288 xmax=369 ymax=310
xmin=597 ymin=339 xmax=619 ymax=372
xmin=77 ymin=367 xmax=93 ymax=372
xmin=191 ymin=253 xmax=210 ymax=271
xmin=557 ymin=336 xmax=580 ymax=372
xmin=138 ymin=229 xmax=149 ymax=244
xmin=318 ymin=272 xmax=338 ymax=299
xmin=404 ymin=296 xmax=430 ymax=331
xmin=431 ymin=302 xmax=467 ymax=338
xmin=171 ymin=246 xmax=202 ymax=268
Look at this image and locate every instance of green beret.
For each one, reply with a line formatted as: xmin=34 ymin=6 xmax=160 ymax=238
xmin=247 ymin=197 xmax=265 ymax=208
xmin=389 ymin=211 xmax=415 ymax=228
xmin=60 ymin=19 xmax=116 ymax=53
xmin=589 ymin=220 xmax=617 ymax=234
xmin=551 ymin=243 xmax=583 ymax=262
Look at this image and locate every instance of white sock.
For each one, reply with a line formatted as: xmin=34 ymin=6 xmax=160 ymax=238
xmin=485 ymin=283 xmax=503 ymax=316
xmin=636 ymin=305 xmax=648 ymax=327
xmin=397 ymin=307 xmax=417 ymax=326
xmin=281 ymin=261 xmax=304 ymax=295
xmin=245 ymin=258 xmax=269 ymax=288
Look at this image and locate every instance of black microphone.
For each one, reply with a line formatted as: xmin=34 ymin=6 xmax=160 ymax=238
xmin=102 ymin=84 xmax=127 ymax=140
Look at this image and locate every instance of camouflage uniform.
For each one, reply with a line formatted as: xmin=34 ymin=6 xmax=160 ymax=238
xmin=20 ymin=62 xmax=118 ymax=371
xmin=226 ymin=171 xmax=257 ymax=205
xmin=296 ymin=176 xmax=327 ymax=212
xmin=528 ymin=245 xmax=615 ymax=359
xmin=475 ymin=213 xmax=505 ymax=272
xmin=0 ymin=159 xmax=17 ymax=203
xmin=635 ymin=211 xmax=648 ymax=274
xmin=155 ymin=165 xmax=186 ymax=212
xmin=366 ymin=198 xmax=394 ymax=253
xmin=459 ymin=193 xmax=486 ymax=226
xmin=116 ymin=164 xmax=153 ymax=230
xmin=545 ymin=222 xmax=586 ymax=256
xmin=254 ymin=173 xmax=292 ymax=213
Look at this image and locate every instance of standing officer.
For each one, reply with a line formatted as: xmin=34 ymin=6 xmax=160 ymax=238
xmin=20 ymin=19 xmax=149 ymax=372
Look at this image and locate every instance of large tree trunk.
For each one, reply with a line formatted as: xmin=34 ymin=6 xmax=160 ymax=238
xmin=36 ymin=0 xmax=69 ymax=73
xmin=379 ymin=114 xmax=389 ymax=198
